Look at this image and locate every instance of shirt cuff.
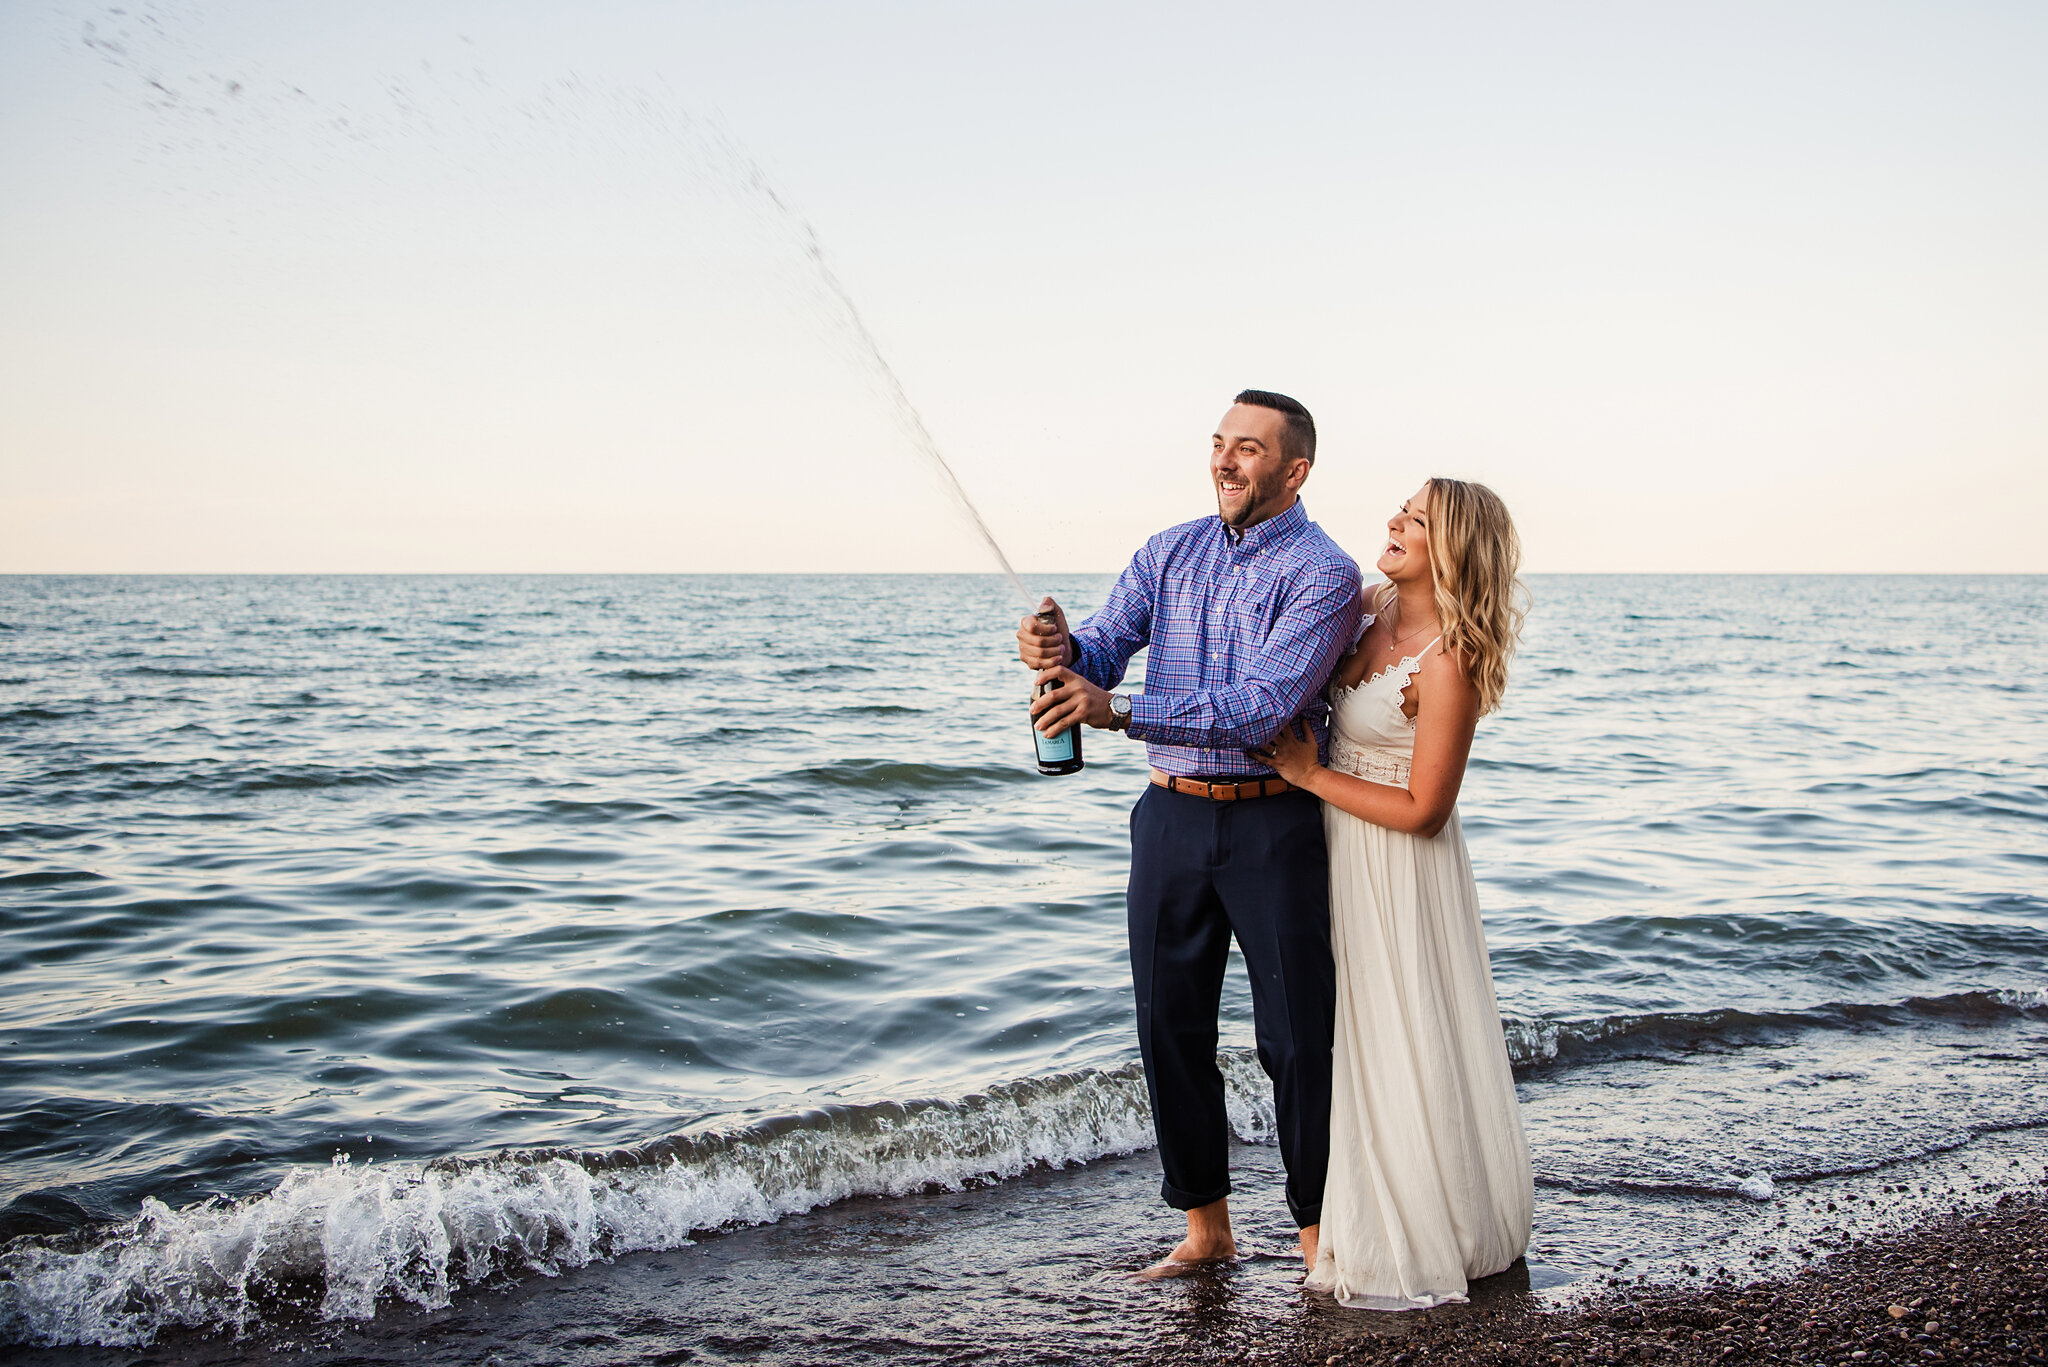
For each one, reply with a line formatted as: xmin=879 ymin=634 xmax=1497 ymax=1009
xmin=1125 ymin=692 xmax=1167 ymax=742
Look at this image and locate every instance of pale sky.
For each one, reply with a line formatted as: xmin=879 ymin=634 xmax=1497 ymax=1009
xmin=3 ymin=1 xmax=2044 ymax=575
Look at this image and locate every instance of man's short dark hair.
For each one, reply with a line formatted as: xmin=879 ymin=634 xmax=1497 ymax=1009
xmin=1233 ymin=389 xmax=1317 ymax=466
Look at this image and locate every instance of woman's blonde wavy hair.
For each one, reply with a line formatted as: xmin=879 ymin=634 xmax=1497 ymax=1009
xmin=1422 ymin=477 xmax=1526 ymax=716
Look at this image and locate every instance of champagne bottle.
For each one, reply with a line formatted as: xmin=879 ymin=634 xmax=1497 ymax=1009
xmin=1031 ymin=609 xmax=1083 ymax=776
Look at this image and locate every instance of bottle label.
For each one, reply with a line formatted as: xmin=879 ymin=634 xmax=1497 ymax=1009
xmin=1035 ymin=722 xmax=1077 ymax=764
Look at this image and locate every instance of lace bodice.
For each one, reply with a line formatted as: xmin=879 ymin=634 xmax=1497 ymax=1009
xmin=1327 ymin=629 xmax=1438 ymax=788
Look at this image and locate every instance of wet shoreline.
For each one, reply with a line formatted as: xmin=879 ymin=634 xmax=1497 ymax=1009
xmin=9 ymin=1135 xmax=2045 ymax=1365
xmin=1304 ymin=1183 xmax=2048 ymax=1367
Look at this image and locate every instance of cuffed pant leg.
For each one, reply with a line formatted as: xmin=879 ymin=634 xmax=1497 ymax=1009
xmin=1128 ymin=786 xmax=1234 ymax=1212
xmin=1214 ymin=789 xmax=1336 ymax=1229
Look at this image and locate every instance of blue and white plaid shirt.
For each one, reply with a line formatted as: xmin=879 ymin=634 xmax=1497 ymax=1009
xmin=1071 ymin=500 xmax=1363 ymax=778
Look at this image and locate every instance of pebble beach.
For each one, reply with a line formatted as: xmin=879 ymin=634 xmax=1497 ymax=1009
xmin=1295 ymin=1183 xmax=2048 ymax=1367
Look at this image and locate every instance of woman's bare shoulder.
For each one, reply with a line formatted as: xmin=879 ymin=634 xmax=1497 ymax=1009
xmin=1415 ymin=641 xmax=1480 ymax=710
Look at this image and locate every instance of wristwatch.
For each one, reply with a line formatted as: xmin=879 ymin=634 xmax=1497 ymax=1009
xmin=1109 ymin=694 xmax=1133 ymax=730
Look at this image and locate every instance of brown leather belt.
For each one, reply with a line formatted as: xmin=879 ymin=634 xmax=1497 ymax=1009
xmin=1150 ymin=769 xmax=1293 ymax=801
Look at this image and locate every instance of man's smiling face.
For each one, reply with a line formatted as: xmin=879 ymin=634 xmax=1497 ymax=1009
xmin=1210 ymin=403 xmax=1305 ymax=529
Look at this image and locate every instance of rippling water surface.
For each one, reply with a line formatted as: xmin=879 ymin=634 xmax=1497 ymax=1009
xmin=2 ymin=573 xmax=2044 ymax=1349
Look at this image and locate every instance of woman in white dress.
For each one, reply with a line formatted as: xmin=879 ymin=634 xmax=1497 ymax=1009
xmin=1254 ymin=477 xmax=1532 ymax=1310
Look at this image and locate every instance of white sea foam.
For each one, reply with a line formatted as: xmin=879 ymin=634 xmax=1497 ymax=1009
xmin=1499 ymin=1011 xmax=1644 ymax=1066
xmin=0 ymin=1055 xmax=1280 ymax=1348
xmin=1993 ymin=985 xmax=2048 ymax=1012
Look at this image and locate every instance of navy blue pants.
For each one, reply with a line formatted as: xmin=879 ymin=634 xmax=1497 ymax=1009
xmin=1127 ymin=783 xmax=1336 ymax=1229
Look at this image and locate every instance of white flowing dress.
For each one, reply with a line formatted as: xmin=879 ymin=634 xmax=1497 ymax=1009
xmin=1305 ymin=634 xmax=1533 ymax=1310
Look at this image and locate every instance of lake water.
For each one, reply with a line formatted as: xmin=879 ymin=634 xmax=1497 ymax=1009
xmin=2 ymin=572 xmax=2044 ymax=1355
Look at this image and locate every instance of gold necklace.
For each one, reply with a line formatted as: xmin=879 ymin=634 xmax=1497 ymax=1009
xmin=1380 ymin=603 xmax=1439 ymax=655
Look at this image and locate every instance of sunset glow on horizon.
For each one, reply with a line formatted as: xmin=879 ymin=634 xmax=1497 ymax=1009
xmin=3 ymin=2 xmax=2044 ymax=575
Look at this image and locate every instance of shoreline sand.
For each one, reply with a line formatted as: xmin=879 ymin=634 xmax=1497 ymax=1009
xmin=1284 ymin=1185 xmax=2048 ymax=1367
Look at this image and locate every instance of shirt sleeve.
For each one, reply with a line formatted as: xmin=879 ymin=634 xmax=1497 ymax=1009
xmin=1069 ymin=541 xmax=1156 ymax=691
xmin=1126 ymin=558 xmax=1362 ymax=750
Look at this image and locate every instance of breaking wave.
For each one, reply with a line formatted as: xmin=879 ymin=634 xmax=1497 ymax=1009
xmin=1500 ymin=986 xmax=2048 ymax=1070
xmin=0 ymin=1054 xmax=1274 ymax=1349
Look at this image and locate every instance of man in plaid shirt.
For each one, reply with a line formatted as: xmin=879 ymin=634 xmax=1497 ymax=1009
xmin=1018 ymin=389 xmax=1362 ymax=1273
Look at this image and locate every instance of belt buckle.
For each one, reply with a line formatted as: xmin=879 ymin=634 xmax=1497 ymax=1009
xmin=1162 ymin=773 xmax=1284 ymax=800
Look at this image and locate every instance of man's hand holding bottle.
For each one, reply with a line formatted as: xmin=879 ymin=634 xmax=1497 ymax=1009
xmin=1016 ymin=598 xmax=1073 ymax=670
xmin=1019 ymin=598 xmax=1117 ymax=741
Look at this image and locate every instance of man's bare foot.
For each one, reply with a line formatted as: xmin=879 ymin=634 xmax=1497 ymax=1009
xmin=1162 ymin=1230 xmax=1236 ymax=1263
xmin=1129 ymin=1197 xmax=1236 ymax=1279
xmin=1299 ymin=1222 xmax=1320 ymax=1271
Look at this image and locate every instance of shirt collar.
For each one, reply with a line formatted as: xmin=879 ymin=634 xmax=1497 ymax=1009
xmin=1221 ymin=498 xmax=1308 ymax=554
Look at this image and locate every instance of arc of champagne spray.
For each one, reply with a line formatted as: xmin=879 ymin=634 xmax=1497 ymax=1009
xmin=77 ymin=19 xmax=1041 ymax=612
xmin=725 ymin=147 xmax=1039 ymax=613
